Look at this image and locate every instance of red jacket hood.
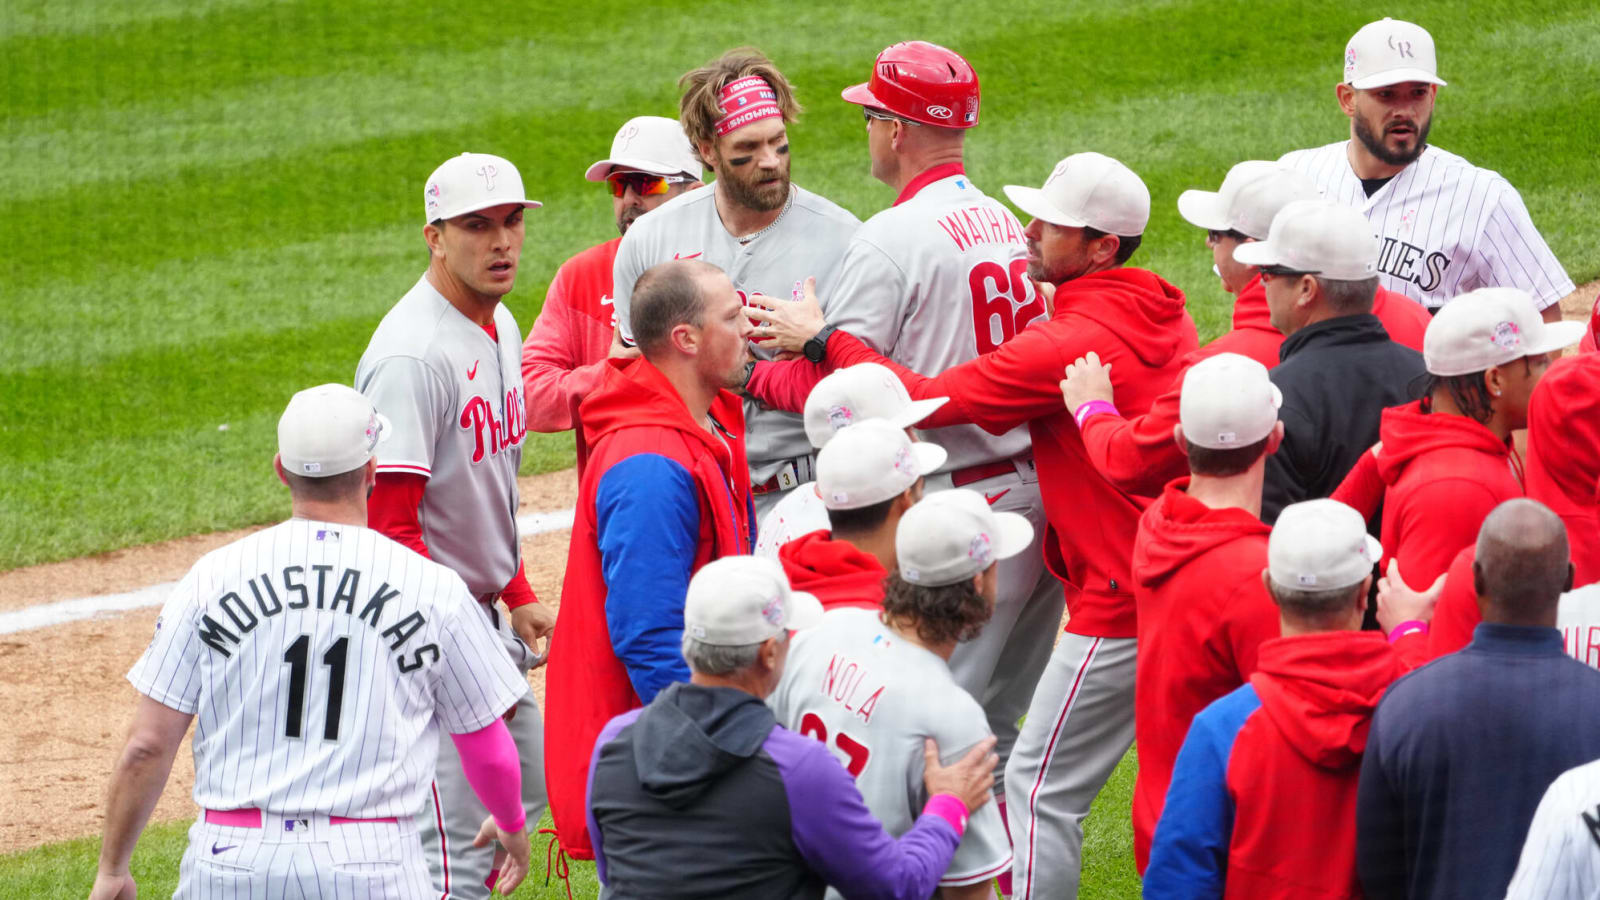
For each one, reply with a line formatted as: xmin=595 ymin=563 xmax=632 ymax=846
xmin=1056 ymin=267 xmax=1192 ymax=369
xmin=1374 ymin=400 xmax=1511 ymax=487
xmin=1135 ymin=479 xmax=1272 ymax=592
xmin=1250 ymin=631 xmax=1406 ymax=770
xmin=1230 ymin=275 xmax=1274 ymax=333
xmin=778 ymin=529 xmax=888 ymax=612
xmin=579 ymin=356 xmax=747 ymax=458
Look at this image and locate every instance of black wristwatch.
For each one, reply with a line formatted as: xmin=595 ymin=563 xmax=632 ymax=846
xmin=803 ymin=324 xmax=839 ymax=364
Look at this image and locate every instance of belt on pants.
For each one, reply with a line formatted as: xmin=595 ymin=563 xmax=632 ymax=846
xmin=752 ymin=454 xmax=817 ymax=495
xmin=204 ymin=808 xmax=398 ymax=828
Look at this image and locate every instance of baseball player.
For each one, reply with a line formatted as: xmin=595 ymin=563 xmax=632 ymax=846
xmin=521 ymin=116 xmax=703 ymax=443
xmin=356 ymin=152 xmax=551 ymax=898
xmin=771 ymin=487 xmax=1033 ymax=898
xmin=89 ymin=386 xmax=532 ymax=900
xmin=1279 ymin=17 xmax=1574 ymax=318
xmin=755 ymin=362 xmax=948 ymax=559
xmin=608 ymin=48 xmax=860 ymax=518
xmin=746 ymin=41 xmax=1063 ymax=801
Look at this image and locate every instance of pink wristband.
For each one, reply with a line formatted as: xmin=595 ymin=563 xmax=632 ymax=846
xmin=1387 ymin=620 xmax=1429 ymax=643
xmin=1074 ymin=399 xmax=1119 ymax=429
xmin=922 ymin=793 xmax=969 ymax=838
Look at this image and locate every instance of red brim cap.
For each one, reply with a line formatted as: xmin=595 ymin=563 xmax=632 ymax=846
xmin=840 ymin=82 xmax=880 ymax=108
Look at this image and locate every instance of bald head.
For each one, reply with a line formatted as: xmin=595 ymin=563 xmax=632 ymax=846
xmin=1473 ymin=498 xmax=1573 ymax=626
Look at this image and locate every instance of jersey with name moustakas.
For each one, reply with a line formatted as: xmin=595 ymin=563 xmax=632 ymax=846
xmin=825 ymin=167 xmax=1043 ymax=474
xmin=611 ymin=184 xmax=860 ymax=484
xmin=127 ymin=519 xmax=528 ymax=819
xmin=356 ymin=275 xmax=528 ymax=596
xmin=1278 ymin=142 xmax=1574 ymax=311
xmin=769 ymin=607 xmax=1012 ymax=889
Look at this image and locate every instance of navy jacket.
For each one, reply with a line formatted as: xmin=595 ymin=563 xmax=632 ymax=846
xmin=1356 ymin=623 xmax=1600 ymax=899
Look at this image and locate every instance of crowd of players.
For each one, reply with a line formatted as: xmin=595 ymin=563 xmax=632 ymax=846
xmin=87 ymin=15 xmax=1600 ymax=900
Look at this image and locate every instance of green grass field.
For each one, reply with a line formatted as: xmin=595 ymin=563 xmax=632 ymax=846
xmin=3 ymin=0 xmax=1597 ymax=896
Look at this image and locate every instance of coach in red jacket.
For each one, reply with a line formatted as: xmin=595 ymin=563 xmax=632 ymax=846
xmin=545 ymin=259 xmax=756 ymax=860
xmin=746 ymin=151 xmax=1198 ymax=899
xmin=1145 ymin=499 xmax=1404 ymax=899
xmin=1128 ymin=353 xmax=1284 ymax=871
xmin=1067 ymin=161 xmax=1430 ymax=497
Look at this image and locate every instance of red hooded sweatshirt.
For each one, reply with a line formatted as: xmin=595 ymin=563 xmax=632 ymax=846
xmin=1080 ymin=279 xmax=1430 ymax=497
xmin=544 ymin=356 xmax=753 ymax=860
xmin=815 ymin=266 xmax=1198 ymax=637
xmin=1525 ymin=354 xmax=1600 ymax=586
xmin=1130 ymin=479 xmax=1278 ymax=870
xmin=1370 ymin=400 xmax=1524 ymax=587
xmin=777 ymin=529 xmax=889 ymax=612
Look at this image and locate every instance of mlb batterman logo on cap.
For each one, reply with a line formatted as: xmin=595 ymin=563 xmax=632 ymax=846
xmin=1233 ymin=199 xmax=1379 ymax=280
xmin=683 ymin=556 xmax=823 ymax=647
xmin=1003 ymin=152 xmax=1150 ymax=238
xmin=1179 ymin=353 xmax=1283 ymax=449
xmin=896 ymin=489 xmax=1035 ymax=587
xmin=1176 ymin=161 xmax=1321 ymax=242
xmin=277 ymin=384 xmax=391 ymax=478
xmin=1344 ymin=18 xmax=1447 ymax=90
xmin=801 ymin=363 xmax=949 ymax=450
xmin=423 ymin=152 xmax=542 ymax=224
xmin=1423 ymin=287 xmax=1587 ymax=377
xmin=814 ymin=419 xmax=946 ymax=511
xmin=1268 ymin=499 xmax=1382 ymax=591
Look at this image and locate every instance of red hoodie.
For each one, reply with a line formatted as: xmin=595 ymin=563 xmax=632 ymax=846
xmin=544 ymin=356 xmax=753 ymax=860
xmin=1525 ymin=354 xmax=1600 ymax=586
xmin=1130 ymin=479 xmax=1278 ymax=870
xmin=818 ymin=266 xmax=1198 ymax=637
xmin=1370 ymin=400 xmax=1524 ymax=587
xmin=777 ymin=529 xmax=889 ymax=612
xmin=1080 ymin=279 xmax=1429 ymax=497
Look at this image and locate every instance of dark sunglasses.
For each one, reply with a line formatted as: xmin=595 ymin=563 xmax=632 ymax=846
xmin=606 ymin=172 xmax=693 ymax=198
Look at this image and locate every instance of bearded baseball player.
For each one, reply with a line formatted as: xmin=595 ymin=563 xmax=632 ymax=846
xmin=746 ymin=43 xmax=1064 ymax=814
xmin=356 ymin=152 xmax=552 ymax=899
xmin=520 ymin=116 xmax=703 ymax=442
xmin=608 ymin=48 xmax=861 ymax=518
xmin=90 ymin=386 xmax=532 ymax=900
xmin=1279 ymin=17 xmax=1574 ymax=319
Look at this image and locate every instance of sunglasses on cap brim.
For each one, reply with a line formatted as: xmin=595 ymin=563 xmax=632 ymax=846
xmin=606 ymin=172 xmax=693 ymax=198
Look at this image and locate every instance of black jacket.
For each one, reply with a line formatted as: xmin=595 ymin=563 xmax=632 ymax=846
xmin=1262 ymin=314 xmax=1425 ymax=522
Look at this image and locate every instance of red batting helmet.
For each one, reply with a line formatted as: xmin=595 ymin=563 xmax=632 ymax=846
xmin=841 ymin=41 xmax=980 ymax=128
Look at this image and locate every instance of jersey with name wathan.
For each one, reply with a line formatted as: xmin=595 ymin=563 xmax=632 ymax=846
xmin=127 ymin=519 xmax=528 ymax=819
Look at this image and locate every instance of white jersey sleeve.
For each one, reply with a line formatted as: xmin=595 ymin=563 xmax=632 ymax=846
xmin=1505 ymin=758 xmax=1600 ymax=899
xmin=357 ymin=354 xmax=450 ymax=477
xmin=431 ymin=593 xmax=530 ymax=734
xmin=1477 ymin=184 xmax=1576 ymax=311
xmin=825 ymin=238 xmax=911 ymax=355
xmin=127 ymin=569 xmax=210 ymax=714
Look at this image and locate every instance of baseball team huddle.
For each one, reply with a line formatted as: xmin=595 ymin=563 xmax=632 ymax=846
xmin=87 ymin=16 xmax=1600 ymax=900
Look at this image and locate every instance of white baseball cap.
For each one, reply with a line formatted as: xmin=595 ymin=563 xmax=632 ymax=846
xmin=1003 ymin=152 xmax=1150 ymax=237
xmin=277 ymin=384 xmax=391 ymax=478
xmin=1269 ymin=499 xmax=1382 ymax=591
xmin=1233 ymin=199 xmax=1378 ymax=281
xmin=802 ymin=363 xmax=949 ymax=449
xmin=1424 ymin=287 xmax=1585 ymax=377
xmin=583 ymin=116 xmax=702 ymax=182
xmin=897 ymin=489 xmax=1035 ymax=587
xmin=815 ymin=419 xmax=946 ymax=511
xmin=683 ymin=556 xmax=823 ymax=647
xmin=1179 ymin=353 xmax=1283 ymax=450
xmin=1177 ymin=162 xmax=1322 ymax=241
xmin=1344 ymin=18 xmax=1447 ymax=90
xmin=423 ymin=152 xmax=542 ymax=224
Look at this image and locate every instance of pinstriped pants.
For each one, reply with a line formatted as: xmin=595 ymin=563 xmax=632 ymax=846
xmin=175 ymin=815 xmax=431 ymax=899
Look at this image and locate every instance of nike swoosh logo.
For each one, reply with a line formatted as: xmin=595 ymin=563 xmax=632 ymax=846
xmin=211 ymin=843 xmax=237 ymax=855
xmin=673 ymin=251 xmax=703 ymax=260
xmin=467 ymin=361 xmax=480 ymax=380
xmin=984 ymin=488 xmax=1011 ymax=506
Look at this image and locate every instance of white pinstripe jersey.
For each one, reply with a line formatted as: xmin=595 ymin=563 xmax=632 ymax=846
xmin=769 ymin=608 xmax=1012 ymax=889
xmin=355 ymin=275 xmax=527 ymax=596
xmin=1278 ymin=142 xmax=1575 ymax=310
xmin=127 ymin=519 xmax=529 ymax=819
xmin=1506 ymin=756 xmax=1600 ymax=899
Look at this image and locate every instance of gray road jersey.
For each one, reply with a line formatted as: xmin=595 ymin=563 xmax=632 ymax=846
xmin=770 ymin=608 xmax=1012 ymax=888
xmin=355 ymin=275 xmax=527 ymax=596
xmin=825 ymin=174 xmax=1042 ymax=473
xmin=1279 ymin=142 xmax=1574 ymax=310
xmin=612 ymin=184 xmax=860 ymax=483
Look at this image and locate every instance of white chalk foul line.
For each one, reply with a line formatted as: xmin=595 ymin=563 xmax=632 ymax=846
xmin=0 ymin=508 xmax=578 ymax=636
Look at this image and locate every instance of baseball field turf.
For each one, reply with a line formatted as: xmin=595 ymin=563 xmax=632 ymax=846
xmin=3 ymin=0 xmax=1596 ymax=895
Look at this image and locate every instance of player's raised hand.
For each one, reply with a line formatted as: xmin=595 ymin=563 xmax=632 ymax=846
xmin=474 ymin=816 xmax=531 ymax=896
xmin=1060 ymin=351 xmax=1115 ymax=416
xmin=922 ymin=736 xmax=998 ymax=814
xmin=87 ymin=871 xmax=137 ymax=900
xmin=1376 ymin=559 xmax=1445 ymax=634
xmin=744 ymin=276 xmax=827 ymax=353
